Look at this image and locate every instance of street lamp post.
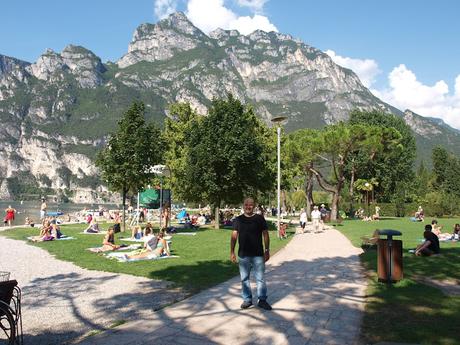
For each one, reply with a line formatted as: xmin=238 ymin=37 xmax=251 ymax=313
xmin=364 ymin=182 xmax=370 ymax=217
xmin=271 ymin=115 xmax=288 ymax=239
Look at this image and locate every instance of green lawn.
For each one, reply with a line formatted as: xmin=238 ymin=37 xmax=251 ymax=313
xmin=0 ymin=222 xmax=293 ymax=294
xmin=337 ymin=217 xmax=460 ymax=345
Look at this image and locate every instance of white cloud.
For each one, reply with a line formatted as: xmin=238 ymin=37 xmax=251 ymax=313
xmin=236 ymin=0 xmax=268 ymax=13
xmin=326 ymin=50 xmax=381 ymax=88
xmin=185 ymin=0 xmax=277 ymax=35
xmin=326 ymin=49 xmax=460 ymax=130
xmin=154 ymin=0 xmax=178 ymax=19
xmin=373 ymin=64 xmax=460 ymax=130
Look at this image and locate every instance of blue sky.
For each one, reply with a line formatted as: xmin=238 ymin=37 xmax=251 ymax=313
xmin=1 ymin=0 xmax=460 ymax=128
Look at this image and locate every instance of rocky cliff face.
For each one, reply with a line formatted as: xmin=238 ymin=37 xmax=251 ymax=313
xmin=0 ymin=11 xmax=459 ymax=200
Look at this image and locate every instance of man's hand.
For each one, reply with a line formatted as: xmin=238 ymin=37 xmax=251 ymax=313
xmin=264 ymin=250 xmax=270 ymax=262
xmin=230 ymin=252 xmax=237 ymax=263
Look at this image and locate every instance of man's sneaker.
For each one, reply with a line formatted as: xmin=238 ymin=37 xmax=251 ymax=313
xmin=240 ymin=300 xmax=253 ymax=309
xmin=257 ymin=299 xmax=272 ymax=310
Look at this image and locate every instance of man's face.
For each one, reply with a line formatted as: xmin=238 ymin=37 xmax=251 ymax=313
xmin=243 ymin=199 xmax=255 ymax=215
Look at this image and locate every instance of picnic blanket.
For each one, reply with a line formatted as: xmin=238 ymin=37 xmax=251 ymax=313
xmin=175 ymin=232 xmax=197 ymax=236
xmin=106 ymin=251 xmax=179 ymax=262
xmin=86 ymin=244 xmax=141 ymax=253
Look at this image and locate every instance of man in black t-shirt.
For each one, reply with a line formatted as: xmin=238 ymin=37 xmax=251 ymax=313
xmin=231 ymin=197 xmax=272 ymax=310
xmin=415 ymin=224 xmax=440 ymax=256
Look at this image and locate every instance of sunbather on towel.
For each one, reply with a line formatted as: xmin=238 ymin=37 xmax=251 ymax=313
xmin=102 ymin=227 xmax=120 ymax=251
xmin=125 ymin=229 xmax=170 ymax=260
xmin=30 ymin=220 xmax=54 ymax=242
xmin=130 ymin=225 xmax=143 ymax=239
xmin=84 ymin=219 xmax=100 ymax=233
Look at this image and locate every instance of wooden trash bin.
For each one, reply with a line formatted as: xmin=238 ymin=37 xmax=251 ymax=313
xmin=377 ymin=229 xmax=403 ymax=283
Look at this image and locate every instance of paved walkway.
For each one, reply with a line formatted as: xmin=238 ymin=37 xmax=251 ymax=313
xmin=80 ymin=225 xmax=367 ymax=345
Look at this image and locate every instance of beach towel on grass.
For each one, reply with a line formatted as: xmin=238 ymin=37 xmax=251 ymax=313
xmin=27 ymin=236 xmax=75 ymax=241
xmin=175 ymin=232 xmax=197 ymax=236
xmin=80 ymin=231 xmax=107 ymax=235
xmin=120 ymin=236 xmax=173 ymax=242
xmin=106 ymin=251 xmax=179 ymax=262
xmin=86 ymin=244 xmax=141 ymax=253
xmin=119 ymin=237 xmax=144 ymax=242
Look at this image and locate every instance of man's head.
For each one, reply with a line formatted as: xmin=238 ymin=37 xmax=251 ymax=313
xmin=425 ymin=224 xmax=432 ymax=232
xmin=243 ymin=197 xmax=255 ymax=216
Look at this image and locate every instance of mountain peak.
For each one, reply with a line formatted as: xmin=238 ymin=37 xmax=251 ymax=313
xmin=117 ymin=11 xmax=210 ymax=68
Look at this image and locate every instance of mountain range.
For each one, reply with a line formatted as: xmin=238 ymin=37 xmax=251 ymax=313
xmin=1 ymin=12 xmax=459 ymax=201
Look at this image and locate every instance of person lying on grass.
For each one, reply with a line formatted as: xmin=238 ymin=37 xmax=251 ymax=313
xmin=101 ymin=227 xmax=120 ymax=251
xmin=124 ymin=229 xmax=170 ymax=260
xmin=415 ymin=224 xmax=440 ymax=256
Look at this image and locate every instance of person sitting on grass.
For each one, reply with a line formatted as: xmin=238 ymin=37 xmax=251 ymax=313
xmin=451 ymin=223 xmax=460 ymax=240
xmin=414 ymin=206 xmax=424 ymax=221
xmin=25 ymin=216 xmax=35 ymax=227
xmin=31 ymin=220 xmax=54 ymax=242
xmin=124 ymin=229 xmax=170 ymax=260
xmin=415 ymin=224 xmax=440 ymax=256
xmin=84 ymin=218 xmax=100 ymax=233
xmin=102 ymin=227 xmax=120 ymax=251
xmin=130 ymin=225 xmax=143 ymax=240
xmin=430 ymin=219 xmax=443 ymax=236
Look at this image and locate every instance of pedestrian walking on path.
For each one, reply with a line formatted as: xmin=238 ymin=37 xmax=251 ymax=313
xmin=231 ymin=197 xmax=272 ymax=310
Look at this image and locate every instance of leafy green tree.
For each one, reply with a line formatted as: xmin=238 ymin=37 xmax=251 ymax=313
xmin=284 ymin=129 xmax=319 ymax=217
xmin=163 ymin=102 xmax=201 ymax=200
xmin=96 ymin=101 xmax=164 ymax=231
xmin=348 ymin=110 xmax=416 ymax=202
xmin=286 ymin=122 xmax=401 ymax=220
xmin=182 ymin=94 xmax=275 ymax=227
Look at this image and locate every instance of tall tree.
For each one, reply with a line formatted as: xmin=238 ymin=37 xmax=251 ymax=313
xmin=182 ymin=94 xmax=275 ymax=228
xmin=284 ymin=129 xmax=319 ymax=218
xmin=96 ymin=101 xmax=164 ymax=231
xmin=348 ymin=110 xmax=416 ymax=202
xmin=286 ymin=123 xmax=402 ymax=220
xmin=163 ymin=102 xmax=201 ymax=200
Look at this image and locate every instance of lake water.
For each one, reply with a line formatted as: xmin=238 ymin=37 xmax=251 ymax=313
xmin=0 ymin=200 xmax=119 ymax=226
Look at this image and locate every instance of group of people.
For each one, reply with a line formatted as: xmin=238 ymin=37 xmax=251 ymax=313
xmin=30 ymin=217 xmax=65 ymax=242
xmin=98 ymin=225 xmax=170 ymax=260
xmin=414 ymin=220 xmax=460 ymax=256
xmin=355 ymin=205 xmax=380 ymax=221
xmin=298 ymin=204 xmax=329 ymax=233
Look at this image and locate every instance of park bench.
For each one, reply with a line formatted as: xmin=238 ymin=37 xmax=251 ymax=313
xmin=0 ymin=279 xmax=23 ymax=344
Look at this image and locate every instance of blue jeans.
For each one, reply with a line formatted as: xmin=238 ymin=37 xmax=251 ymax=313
xmin=238 ymin=256 xmax=267 ymax=302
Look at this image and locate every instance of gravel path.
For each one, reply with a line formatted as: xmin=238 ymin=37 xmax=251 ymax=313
xmin=0 ymin=235 xmax=188 ymax=345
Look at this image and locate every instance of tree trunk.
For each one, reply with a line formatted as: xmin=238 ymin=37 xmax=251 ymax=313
xmin=214 ymin=206 xmax=220 ymax=229
xmin=349 ymin=167 xmax=356 ymax=218
xmin=331 ymin=192 xmax=340 ymax=221
xmin=305 ymin=170 xmax=314 ymax=221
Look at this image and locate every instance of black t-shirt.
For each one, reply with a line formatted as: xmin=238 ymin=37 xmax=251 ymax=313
xmin=233 ymin=214 xmax=267 ymax=257
xmin=424 ymin=231 xmax=440 ymax=254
